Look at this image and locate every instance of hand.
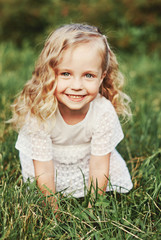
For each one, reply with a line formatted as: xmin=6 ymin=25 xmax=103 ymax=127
xmin=88 ymin=202 xmax=92 ymax=209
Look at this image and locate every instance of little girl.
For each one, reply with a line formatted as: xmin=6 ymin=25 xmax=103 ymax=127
xmin=11 ymin=23 xmax=133 ymax=207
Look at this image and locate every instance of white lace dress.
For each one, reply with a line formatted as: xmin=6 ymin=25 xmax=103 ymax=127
xmin=16 ymin=94 xmax=133 ymax=198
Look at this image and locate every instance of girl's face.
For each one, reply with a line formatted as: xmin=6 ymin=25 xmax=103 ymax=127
xmin=55 ymin=42 xmax=106 ymax=116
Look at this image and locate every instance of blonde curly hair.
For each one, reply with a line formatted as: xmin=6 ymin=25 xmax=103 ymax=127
xmin=10 ymin=23 xmax=131 ymax=130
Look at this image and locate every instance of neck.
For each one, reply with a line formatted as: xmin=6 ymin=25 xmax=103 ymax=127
xmin=58 ymin=104 xmax=90 ymax=125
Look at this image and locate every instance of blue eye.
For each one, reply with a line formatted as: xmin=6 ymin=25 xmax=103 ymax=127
xmin=85 ymin=73 xmax=93 ymax=78
xmin=61 ymin=72 xmax=70 ymax=77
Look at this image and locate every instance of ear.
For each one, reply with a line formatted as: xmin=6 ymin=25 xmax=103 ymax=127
xmin=100 ymin=71 xmax=107 ymax=86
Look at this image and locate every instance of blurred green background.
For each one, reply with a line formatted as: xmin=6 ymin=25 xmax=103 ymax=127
xmin=0 ymin=0 xmax=161 ymax=53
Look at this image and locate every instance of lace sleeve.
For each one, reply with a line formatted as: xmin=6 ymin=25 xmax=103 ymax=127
xmin=15 ymin=119 xmax=53 ymax=161
xmin=91 ymin=100 xmax=124 ymax=156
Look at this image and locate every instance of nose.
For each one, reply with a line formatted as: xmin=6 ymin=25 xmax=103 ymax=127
xmin=71 ymin=76 xmax=83 ymax=90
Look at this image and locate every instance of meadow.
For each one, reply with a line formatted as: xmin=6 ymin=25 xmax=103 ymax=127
xmin=0 ymin=43 xmax=161 ymax=239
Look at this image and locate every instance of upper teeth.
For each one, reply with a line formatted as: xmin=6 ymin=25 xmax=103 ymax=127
xmin=68 ymin=95 xmax=82 ymax=98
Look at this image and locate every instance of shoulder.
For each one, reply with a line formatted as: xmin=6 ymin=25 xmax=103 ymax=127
xmin=92 ymin=94 xmax=116 ymax=117
xmin=91 ymin=95 xmax=124 ymax=155
xmin=18 ymin=118 xmax=51 ymax=143
xmin=19 ymin=114 xmax=54 ymax=137
xmin=16 ymin=115 xmax=54 ymax=161
xmin=91 ymin=94 xmax=122 ymax=133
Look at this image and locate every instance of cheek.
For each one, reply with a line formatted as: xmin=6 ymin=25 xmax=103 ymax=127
xmin=85 ymin=81 xmax=101 ymax=94
xmin=55 ymin=79 xmax=67 ymax=93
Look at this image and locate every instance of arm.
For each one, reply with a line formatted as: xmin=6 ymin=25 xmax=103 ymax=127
xmin=33 ymin=160 xmax=58 ymax=210
xmin=88 ymin=153 xmax=110 ymax=203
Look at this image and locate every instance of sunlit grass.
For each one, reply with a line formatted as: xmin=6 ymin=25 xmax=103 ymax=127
xmin=0 ymin=43 xmax=161 ymax=239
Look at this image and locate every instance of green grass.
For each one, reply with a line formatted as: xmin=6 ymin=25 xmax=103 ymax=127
xmin=0 ymin=43 xmax=161 ymax=239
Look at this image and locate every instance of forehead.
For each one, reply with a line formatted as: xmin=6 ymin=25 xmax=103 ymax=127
xmin=59 ymin=42 xmax=101 ymax=66
xmin=59 ymin=40 xmax=105 ymax=64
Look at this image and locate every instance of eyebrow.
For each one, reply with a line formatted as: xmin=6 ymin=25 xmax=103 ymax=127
xmin=57 ymin=68 xmax=71 ymax=72
xmin=84 ymin=70 xmax=99 ymax=74
xmin=57 ymin=68 xmax=99 ymax=74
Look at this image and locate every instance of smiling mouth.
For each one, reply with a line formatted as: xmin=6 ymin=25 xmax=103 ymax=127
xmin=66 ymin=94 xmax=86 ymax=101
